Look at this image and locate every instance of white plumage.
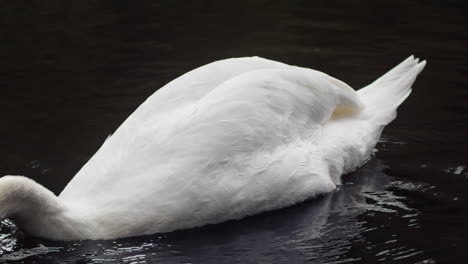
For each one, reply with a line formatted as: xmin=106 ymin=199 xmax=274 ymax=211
xmin=0 ymin=56 xmax=425 ymax=240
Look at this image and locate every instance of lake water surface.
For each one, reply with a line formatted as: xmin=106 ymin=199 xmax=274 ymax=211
xmin=1 ymin=1 xmax=467 ymax=263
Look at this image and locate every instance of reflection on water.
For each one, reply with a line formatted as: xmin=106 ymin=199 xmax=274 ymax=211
xmin=445 ymin=166 xmax=466 ymax=176
xmin=0 ymin=159 xmax=435 ymax=263
xmin=1 ymin=0 xmax=468 ymax=263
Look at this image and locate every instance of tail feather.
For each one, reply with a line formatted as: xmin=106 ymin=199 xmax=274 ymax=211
xmin=358 ymin=55 xmax=426 ymax=124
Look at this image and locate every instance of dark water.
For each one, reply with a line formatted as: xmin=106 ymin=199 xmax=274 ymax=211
xmin=0 ymin=0 xmax=467 ymax=263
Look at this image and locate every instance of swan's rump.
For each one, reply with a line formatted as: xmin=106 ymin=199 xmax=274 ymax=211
xmin=59 ymin=60 xmax=363 ymax=234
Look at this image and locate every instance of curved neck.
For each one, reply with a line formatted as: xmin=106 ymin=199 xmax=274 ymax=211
xmin=0 ymin=176 xmax=90 ymax=240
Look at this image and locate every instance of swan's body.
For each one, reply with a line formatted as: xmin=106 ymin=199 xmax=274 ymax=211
xmin=0 ymin=56 xmax=425 ymax=240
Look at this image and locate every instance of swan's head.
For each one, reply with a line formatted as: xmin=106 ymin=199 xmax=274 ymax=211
xmin=0 ymin=175 xmax=60 ymax=221
xmin=0 ymin=175 xmax=73 ymax=240
xmin=0 ymin=175 xmax=89 ymax=240
xmin=0 ymin=175 xmax=36 ymax=219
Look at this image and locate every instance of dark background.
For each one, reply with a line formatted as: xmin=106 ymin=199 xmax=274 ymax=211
xmin=0 ymin=0 xmax=467 ymax=263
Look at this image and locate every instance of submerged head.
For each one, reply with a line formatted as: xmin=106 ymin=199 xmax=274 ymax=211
xmin=0 ymin=175 xmax=62 ymax=225
xmin=0 ymin=175 xmax=90 ymax=240
xmin=1 ymin=176 xmax=44 ymax=219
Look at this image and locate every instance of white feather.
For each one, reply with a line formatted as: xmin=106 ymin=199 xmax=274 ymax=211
xmin=0 ymin=56 xmax=426 ymax=240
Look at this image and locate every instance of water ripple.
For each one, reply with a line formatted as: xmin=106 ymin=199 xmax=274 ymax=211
xmin=0 ymin=158 xmax=439 ymax=263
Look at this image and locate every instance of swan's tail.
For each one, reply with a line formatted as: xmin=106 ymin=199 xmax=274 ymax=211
xmin=358 ymin=55 xmax=426 ymax=124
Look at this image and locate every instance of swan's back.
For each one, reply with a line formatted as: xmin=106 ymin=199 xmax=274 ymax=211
xmin=59 ymin=58 xmax=359 ymax=201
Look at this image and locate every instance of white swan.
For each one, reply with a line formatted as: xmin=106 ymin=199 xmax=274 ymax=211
xmin=0 ymin=56 xmax=425 ymax=240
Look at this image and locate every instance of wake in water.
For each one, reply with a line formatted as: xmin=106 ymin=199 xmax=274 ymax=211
xmin=0 ymin=159 xmax=436 ymax=264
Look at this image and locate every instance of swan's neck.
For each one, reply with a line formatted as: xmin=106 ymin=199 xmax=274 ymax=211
xmin=0 ymin=176 xmax=89 ymax=240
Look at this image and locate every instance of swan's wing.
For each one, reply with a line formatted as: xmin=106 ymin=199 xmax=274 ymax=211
xmin=59 ymin=57 xmax=285 ymax=197
xmin=59 ymin=64 xmax=363 ymax=218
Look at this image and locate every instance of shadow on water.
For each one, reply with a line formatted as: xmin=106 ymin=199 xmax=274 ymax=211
xmin=0 ymin=159 xmax=437 ymax=263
